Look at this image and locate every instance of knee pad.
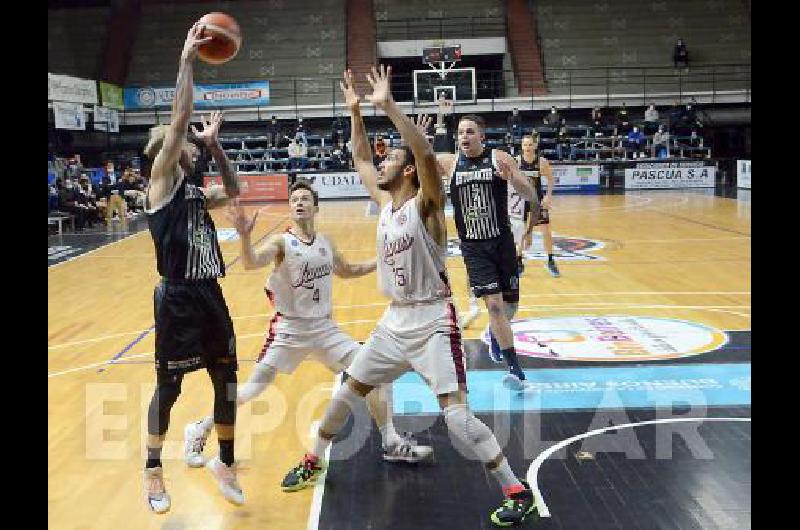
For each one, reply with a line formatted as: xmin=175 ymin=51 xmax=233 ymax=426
xmin=320 ymin=382 xmax=364 ymax=437
xmin=209 ymin=365 xmax=238 ymax=425
xmin=443 ymin=404 xmax=502 ymax=463
xmin=147 ymin=374 xmax=183 ymax=436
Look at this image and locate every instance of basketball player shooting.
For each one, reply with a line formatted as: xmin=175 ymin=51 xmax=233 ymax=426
xmin=184 ymin=180 xmax=433 ymax=475
xmin=141 ymin=22 xmax=245 ymax=513
xmin=437 ymin=116 xmax=539 ymax=392
xmin=279 ymin=67 xmax=538 ymax=528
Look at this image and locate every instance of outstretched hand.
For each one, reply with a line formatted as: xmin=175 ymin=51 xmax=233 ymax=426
xmin=365 ymin=64 xmax=393 ymax=109
xmin=181 ymin=22 xmax=214 ymax=62
xmin=225 ymin=199 xmax=259 ymax=236
xmin=190 ymin=110 xmax=224 ymax=147
xmin=339 ymin=69 xmax=361 ymax=110
xmin=414 ymin=114 xmax=433 ymax=136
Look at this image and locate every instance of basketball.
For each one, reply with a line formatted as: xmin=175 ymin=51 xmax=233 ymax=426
xmin=197 ymin=12 xmax=242 ymax=65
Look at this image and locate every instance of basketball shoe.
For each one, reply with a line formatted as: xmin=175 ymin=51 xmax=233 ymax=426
xmin=281 ymin=453 xmax=327 ymax=492
xmin=144 ymin=466 xmax=171 ymax=514
xmin=206 ymin=456 xmax=245 ymax=505
xmin=490 ymin=480 xmax=537 ymax=527
xmin=383 ymin=432 xmax=434 ymax=463
xmin=184 ymin=419 xmax=212 ymax=467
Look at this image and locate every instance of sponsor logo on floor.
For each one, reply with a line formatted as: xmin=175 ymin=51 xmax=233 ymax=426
xmin=393 ymin=363 xmax=751 ymax=413
xmin=49 ymin=245 xmax=80 ymax=262
xmin=481 ymin=316 xmax=728 ymax=361
xmin=216 ymin=228 xmax=239 ymax=241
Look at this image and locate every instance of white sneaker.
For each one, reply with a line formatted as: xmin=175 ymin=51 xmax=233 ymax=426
xmin=206 ymin=456 xmax=245 ymax=506
xmin=144 ymin=466 xmax=171 ymax=514
xmin=184 ymin=420 xmax=211 ymax=468
xmin=458 ymin=305 xmax=481 ymax=329
xmin=502 ymin=373 xmax=538 ymax=394
xmin=383 ymin=432 xmax=434 ymax=463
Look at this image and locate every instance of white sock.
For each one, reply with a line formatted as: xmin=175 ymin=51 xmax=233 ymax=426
xmin=379 ymin=422 xmax=401 ymax=449
xmin=199 ymin=415 xmax=214 ymax=431
xmin=490 ymin=457 xmax=523 ymax=490
xmin=312 ymin=436 xmax=331 ymax=459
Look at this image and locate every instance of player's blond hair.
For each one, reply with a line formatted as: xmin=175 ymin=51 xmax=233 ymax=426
xmin=143 ymin=125 xmax=192 ymax=160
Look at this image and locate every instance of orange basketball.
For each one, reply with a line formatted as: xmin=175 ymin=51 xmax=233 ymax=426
xmin=196 ymin=12 xmax=242 ymax=65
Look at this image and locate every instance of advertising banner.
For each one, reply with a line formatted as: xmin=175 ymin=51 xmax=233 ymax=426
xmin=48 ymin=73 xmax=97 ymax=104
xmin=543 ymin=165 xmax=601 ymax=192
xmin=737 ymin=160 xmax=751 ymax=189
xmin=99 ymin=81 xmax=124 ymax=109
xmin=53 ymin=101 xmax=86 ymax=130
xmin=125 ymin=81 xmax=270 ymax=109
xmin=93 ymin=105 xmax=119 ymax=133
xmin=625 ymin=161 xmax=716 ymax=189
xmin=301 ymin=172 xmax=370 ymax=198
xmin=204 ymin=174 xmax=288 ymax=202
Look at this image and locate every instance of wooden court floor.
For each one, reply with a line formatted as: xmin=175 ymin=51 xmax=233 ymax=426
xmin=48 ymin=191 xmax=750 ymax=529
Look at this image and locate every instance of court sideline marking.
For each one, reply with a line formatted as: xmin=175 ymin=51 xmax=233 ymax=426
xmin=526 ymin=417 xmax=752 ymax=518
xmin=306 ymin=372 xmax=342 ymax=530
xmin=48 ymin=229 xmax=148 ymax=269
xmin=47 ymin=294 xmax=751 ymax=351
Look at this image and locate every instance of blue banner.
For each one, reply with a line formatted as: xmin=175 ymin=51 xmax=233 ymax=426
xmin=124 ymin=81 xmax=270 ymax=109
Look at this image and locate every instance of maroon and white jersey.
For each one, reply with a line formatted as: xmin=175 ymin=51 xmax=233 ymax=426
xmin=377 ymin=197 xmax=451 ymax=304
xmin=266 ymin=230 xmax=333 ymax=318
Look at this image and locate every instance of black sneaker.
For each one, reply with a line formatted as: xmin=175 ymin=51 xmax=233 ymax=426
xmin=516 ymin=256 xmax=525 ymax=275
xmin=490 ymin=481 xmax=537 ymax=527
xmin=545 ymin=260 xmax=560 ymax=278
xmin=281 ymin=454 xmax=326 ymax=492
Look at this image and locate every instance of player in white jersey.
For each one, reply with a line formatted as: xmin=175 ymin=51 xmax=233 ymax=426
xmin=279 ymin=67 xmax=537 ymax=528
xmin=184 ymin=180 xmax=432 ymax=471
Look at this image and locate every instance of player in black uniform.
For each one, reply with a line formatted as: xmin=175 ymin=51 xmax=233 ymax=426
xmin=519 ymin=134 xmax=560 ymax=277
xmin=141 ymin=22 xmax=244 ymax=514
xmin=438 ymin=115 xmax=538 ymax=392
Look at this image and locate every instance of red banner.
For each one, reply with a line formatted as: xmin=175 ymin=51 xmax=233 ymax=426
xmin=203 ymin=174 xmax=288 ymax=202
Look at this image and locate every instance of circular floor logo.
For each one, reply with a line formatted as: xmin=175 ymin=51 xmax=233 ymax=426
xmin=447 ymin=235 xmax=605 ymax=261
xmin=481 ymin=316 xmax=728 ymax=361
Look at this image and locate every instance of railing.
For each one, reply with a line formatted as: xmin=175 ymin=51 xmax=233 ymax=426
xmin=120 ymin=63 xmax=750 ymax=123
xmin=376 ymin=15 xmax=505 ymax=40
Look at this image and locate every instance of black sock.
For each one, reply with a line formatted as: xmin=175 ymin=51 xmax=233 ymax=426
xmin=548 ymin=254 xmax=554 ymax=262
xmin=501 ymin=347 xmax=525 ymax=379
xmin=146 ymin=446 xmax=162 ymax=469
xmin=219 ymin=439 xmax=235 ymax=466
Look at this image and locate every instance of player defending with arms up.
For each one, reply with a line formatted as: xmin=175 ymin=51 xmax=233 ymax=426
xmin=184 ymin=180 xmax=432 ymax=469
xmin=279 ymin=67 xmax=537 ymax=528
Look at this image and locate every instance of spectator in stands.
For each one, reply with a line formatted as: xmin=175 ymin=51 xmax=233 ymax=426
xmin=686 ymin=130 xmax=706 ymax=158
xmin=643 ymin=103 xmax=660 ymax=134
xmin=57 ymin=178 xmax=88 ymax=232
xmin=77 ymin=176 xmax=101 ymax=227
xmin=373 ymin=135 xmax=388 ymax=166
xmin=331 ymin=141 xmax=350 ymax=170
xmin=332 ymin=113 xmax=349 ymax=146
xmin=625 ymin=126 xmax=647 ymax=159
xmin=645 ymin=104 xmax=659 ymax=124
xmin=295 ymin=117 xmax=307 ymax=145
xmin=673 ymin=38 xmax=689 ymax=69
xmin=287 ymin=138 xmax=301 ymax=170
xmin=266 ymin=116 xmax=280 ymax=148
xmin=507 ymin=108 xmax=523 ymax=145
xmin=652 ymin=124 xmax=670 ymax=158
xmin=616 ymin=102 xmax=631 ymax=134
xmin=668 ymin=101 xmax=683 ymax=132
xmin=544 ymin=106 xmax=561 ymax=127
xmin=121 ymin=168 xmax=146 ymax=212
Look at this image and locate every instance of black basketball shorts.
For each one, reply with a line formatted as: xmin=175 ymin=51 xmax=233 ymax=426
xmin=153 ymin=278 xmax=238 ymax=376
xmin=460 ymin=232 xmax=520 ymax=302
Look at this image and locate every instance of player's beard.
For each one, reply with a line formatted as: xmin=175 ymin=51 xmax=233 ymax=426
xmin=377 ymin=170 xmax=400 ymax=191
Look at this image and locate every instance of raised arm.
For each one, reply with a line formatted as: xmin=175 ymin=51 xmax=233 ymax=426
xmin=330 ymin=240 xmax=377 ymax=278
xmin=149 ymin=23 xmax=212 ymax=202
xmin=436 ymin=153 xmax=457 ymax=180
xmin=365 ymin=65 xmax=442 ymax=211
xmin=225 ymin=202 xmax=283 ymax=270
xmin=193 ymin=110 xmax=241 ymax=208
xmin=494 ymin=149 xmax=535 ymax=202
xmin=340 ymin=70 xmax=389 ymax=207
